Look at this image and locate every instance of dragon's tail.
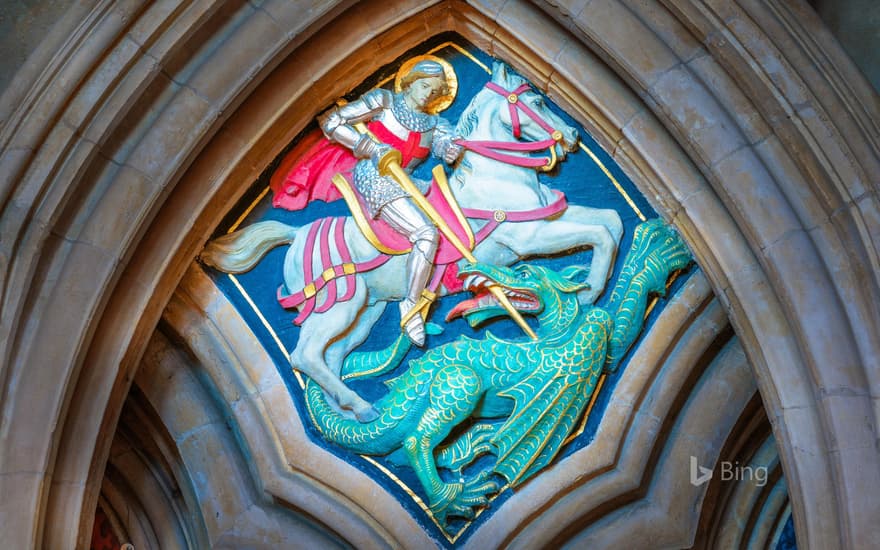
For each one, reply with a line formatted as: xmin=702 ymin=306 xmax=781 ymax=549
xmin=305 ymin=377 xmax=413 ymax=455
xmin=340 ymin=323 xmax=443 ymax=382
xmin=604 ymin=219 xmax=692 ymax=372
xmin=341 ymin=333 xmax=412 ymax=382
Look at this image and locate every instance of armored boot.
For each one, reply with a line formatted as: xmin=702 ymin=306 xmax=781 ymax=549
xmin=398 ymin=242 xmax=437 ymax=346
xmin=381 ymin=197 xmax=439 ymax=346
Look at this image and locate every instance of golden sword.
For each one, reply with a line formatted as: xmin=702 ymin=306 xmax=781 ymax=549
xmin=354 ymin=121 xmax=538 ymax=340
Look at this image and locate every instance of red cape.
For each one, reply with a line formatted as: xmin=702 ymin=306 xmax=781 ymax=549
xmin=270 ymin=128 xmax=350 ymax=211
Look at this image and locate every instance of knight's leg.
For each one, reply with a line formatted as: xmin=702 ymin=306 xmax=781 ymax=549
xmin=379 ymin=197 xmax=439 ymax=346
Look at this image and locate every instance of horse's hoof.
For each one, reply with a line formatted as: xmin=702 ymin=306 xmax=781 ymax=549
xmin=355 ymin=406 xmax=380 ymax=423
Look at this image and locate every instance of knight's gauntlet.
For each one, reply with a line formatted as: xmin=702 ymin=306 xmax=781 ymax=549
xmin=318 ymin=108 xmax=361 ymax=150
xmin=354 ymin=134 xmax=393 ymax=162
xmin=443 ymin=140 xmax=463 ymax=164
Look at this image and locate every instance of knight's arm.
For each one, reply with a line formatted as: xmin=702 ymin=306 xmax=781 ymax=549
xmin=431 ymin=116 xmax=462 ymax=165
xmin=318 ymin=88 xmax=392 ymax=158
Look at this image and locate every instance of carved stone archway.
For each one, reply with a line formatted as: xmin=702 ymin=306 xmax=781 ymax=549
xmin=0 ymin=1 xmax=876 ymax=548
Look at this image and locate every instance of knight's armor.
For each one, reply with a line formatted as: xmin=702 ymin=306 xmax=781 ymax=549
xmin=318 ymin=70 xmax=459 ymax=346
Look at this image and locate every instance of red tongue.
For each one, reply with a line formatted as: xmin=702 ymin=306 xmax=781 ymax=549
xmin=446 ymin=290 xmax=492 ymax=321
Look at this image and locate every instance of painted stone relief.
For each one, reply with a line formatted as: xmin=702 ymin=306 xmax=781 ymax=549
xmin=202 ymin=38 xmax=692 ymax=544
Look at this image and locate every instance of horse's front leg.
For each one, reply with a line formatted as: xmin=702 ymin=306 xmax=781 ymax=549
xmin=324 ymin=300 xmax=387 ymax=377
xmin=291 ymin=292 xmax=379 ymax=422
xmin=496 ymin=207 xmax=622 ymax=304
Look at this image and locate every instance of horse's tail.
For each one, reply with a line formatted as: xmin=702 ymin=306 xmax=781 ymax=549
xmin=200 ymin=220 xmax=298 ymax=274
xmin=604 ymin=219 xmax=692 ymax=373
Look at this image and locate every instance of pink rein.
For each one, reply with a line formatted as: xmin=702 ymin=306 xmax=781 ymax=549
xmin=454 ymin=82 xmax=564 ymax=170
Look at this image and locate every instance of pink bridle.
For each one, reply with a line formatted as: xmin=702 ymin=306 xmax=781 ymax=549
xmin=454 ymin=81 xmax=566 ymax=172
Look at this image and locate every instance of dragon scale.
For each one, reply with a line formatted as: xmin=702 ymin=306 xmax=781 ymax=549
xmin=303 ymin=219 xmax=692 ymax=528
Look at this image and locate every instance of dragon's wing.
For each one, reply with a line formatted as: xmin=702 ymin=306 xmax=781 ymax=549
xmin=491 ymin=318 xmax=610 ymax=487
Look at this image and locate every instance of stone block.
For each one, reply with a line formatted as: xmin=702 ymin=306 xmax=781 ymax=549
xmin=723 ymin=14 xmax=810 ymax=109
xmin=551 ymin=39 xmax=642 ymax=132
xmin=496 ymin=0 xmax=571 ymax=87
xmin=136 ymin=1 xmax=218 ymax=61
xmin=62 ymin=35 xmax=142 ymax=132
xmin=762 ymin=230 xmax=864 ymax=383
xmin=466 ymin=0 xmax=509 ymax=18
xmin=625 ymin=0 xmax=705 ymax=62
xmin=126 ymin=0 xmax=186 ymax=47
xmin=0 ymin=473 xmax=46 ymax=548
xmin=259 ymin=0 xmax=346 ymax=37
xmin=687 ymin=52 xmax=772 ymax=145
xmin=773 ymin=405 xmax=843 ymax=539
xmin=124 ymin=85 xmax=216 ymax=182
xmin=141 ymin=342 xmax=224 ymax=440
xmin=807 ymin=214 xmax=880 ymax=366
xmin=579 ymin=0 xmax=680 ymax=88
xmin=621 ymin=108 xmax=706 ymax=203
xmin=651 ymin=65 xmax=746 ymax=169
xmin=714 ymin=145 xmax=802 ymax=251
xmin=185 ymin=8 xmax=286 ymax=107
xmin=16 ymin=122 xmax=76 ymax=213
xmin=795 ymin=105 xmax=867 ymax=200
xmin=451 ymin=2 xmax=499 ymax=53
xmin=753 ymin=135 xmax=828 ymax=226
xmin=177 ymin=425 xmax=250 ymax=539
xmin=536 ymin=0 xmax=592 ymax=19
xmin=1 ymin=237 xmax=118 ymax=477
xmin=75 ymin=165 xmax=157 ymax=253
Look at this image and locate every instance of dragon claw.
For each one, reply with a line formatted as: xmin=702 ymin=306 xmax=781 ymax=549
xmin=432 ymin=472 xmax=500 ymax=529
xmin=436 ymin=423 xmax=497 ymax=471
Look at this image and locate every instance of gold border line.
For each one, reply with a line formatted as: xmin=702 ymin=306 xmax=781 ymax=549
xmin=228 ymin=273 xmax=306 ymax=389
xmin=221 ymin=40 xmax=657 ymax=536
xmin=358 ymin=456 xmax=459 ymax=541
xmin=229 ymin=185 xmax=272 ymax=233
xmin=377 ymin=42 xmax=492 ymax=89
xmin=579 ymin=142 xmax=647 ymax=221
xmin=361 ymin=451 xmax=512 ymax=544
xmin=435 ymin=41 xmax=492 ymax=74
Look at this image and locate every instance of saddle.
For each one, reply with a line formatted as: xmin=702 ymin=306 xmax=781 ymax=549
xmin=330 ymin=165 xmax=475 ymax=264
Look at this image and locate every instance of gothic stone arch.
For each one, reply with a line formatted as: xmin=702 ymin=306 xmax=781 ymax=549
xmin=0 ymin=1 xmax=877 ymax=548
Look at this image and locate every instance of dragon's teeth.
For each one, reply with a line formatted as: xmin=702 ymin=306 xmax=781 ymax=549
xmin=471 ymin=275 xmax=490 ymax=290
xmin=464 ymin=274 xmax=478 ymax=289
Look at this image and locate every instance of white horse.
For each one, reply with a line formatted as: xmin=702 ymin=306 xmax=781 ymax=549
xmin=202 ymin=62 xmax=622 ymax=421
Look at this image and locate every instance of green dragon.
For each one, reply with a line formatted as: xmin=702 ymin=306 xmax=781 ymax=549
xmin=305 ymin=219 xmax=692 ymax=527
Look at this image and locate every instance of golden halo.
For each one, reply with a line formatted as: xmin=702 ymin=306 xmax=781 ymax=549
xmin=394 ymin=55 xmax=458 ymax=114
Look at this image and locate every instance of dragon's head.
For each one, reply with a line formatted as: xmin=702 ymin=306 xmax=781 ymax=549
xmin=447 ymin=262 xmax=591 ymax=332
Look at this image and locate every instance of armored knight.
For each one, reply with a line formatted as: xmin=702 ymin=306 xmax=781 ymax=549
xmin=318 ymin=60 xmax=462 ymax=346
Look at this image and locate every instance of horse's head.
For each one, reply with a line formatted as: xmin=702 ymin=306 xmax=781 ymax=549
xmin=447 ymin=261 xmax=591 ymax=335
xmin=490 ymin=62 xmax=579 ymax=158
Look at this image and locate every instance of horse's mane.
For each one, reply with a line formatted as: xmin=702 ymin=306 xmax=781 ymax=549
xmin=454 ymin=67 xmax=528 ymax=138
xmin=455 ymin=92 xmax=482 ymax=138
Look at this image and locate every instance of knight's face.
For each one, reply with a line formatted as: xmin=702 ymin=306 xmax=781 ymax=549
xmin=404 ymin=76 xmax=445 ymax=111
